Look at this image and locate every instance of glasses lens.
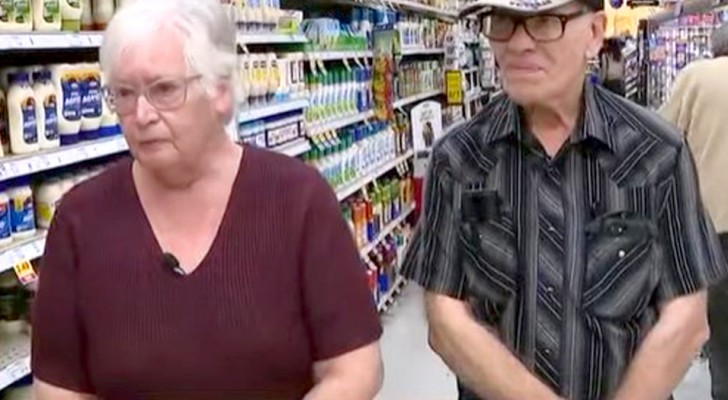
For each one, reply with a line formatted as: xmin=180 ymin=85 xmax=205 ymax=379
xmin=483 ymin=15 xmax=515 ymax=41
xmin=148 ymin=78 xmax=186 ymax=111
xmin=524 ymin=15 xmax=564 ymax=41
xmin=109 ymin=86 xmax=138 ymax=115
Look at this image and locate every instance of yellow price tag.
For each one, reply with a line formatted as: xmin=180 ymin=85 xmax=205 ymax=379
xmin=446 ymin=70 xmax=463 ymax=105
xmin=13 ymin=260 xmax=38 ymax=285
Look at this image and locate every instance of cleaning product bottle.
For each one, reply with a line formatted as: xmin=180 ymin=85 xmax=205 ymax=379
xmin=50 ymin=64 xmax=82 ymax=145
xmin=98 ymin=70 xmax=119 ymax=137
xmin=34 ymin=178 xmax=64 ymax=229
xmin=79 ymin=63 xmax=102 ymax=141
xmin=32 ymin=0 xmax=61 ymax=31
xmin=7 ymin=72 xmax=39 ymax=155
xmin=32 ymin=70 xmax=60 ymax=150
xmin=80 ymin=0 xmax=92 ymax=30
xmin=8 ymin=177 xmax=36 ymax=240
xmin=91 ymin=0 xmax=112 ymax=30
xmin=60 ymin=0 xmax=82 ymax=31
xmin=13 ymin=0 xmax=33 ymax=31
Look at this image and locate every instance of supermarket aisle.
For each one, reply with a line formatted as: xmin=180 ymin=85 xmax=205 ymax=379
xmin=378 ymin=284 xmax=713 ymax=400
xmin=377 ymin=284 xmax=457 ymax=400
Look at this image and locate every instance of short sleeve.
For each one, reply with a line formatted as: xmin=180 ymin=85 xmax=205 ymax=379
xmin=31 ymin=206 xmax=93 ymax=393
xmin=656 ymin=142 xmax=728 ymax=303
xmin=401 ymin=153 xmax=467 ymax=299
xmin=300 ymin=174 xmax=382 ymax=361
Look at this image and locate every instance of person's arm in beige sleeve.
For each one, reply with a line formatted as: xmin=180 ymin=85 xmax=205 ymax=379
xmin=659 ymin=68 xmax=692 ymax=135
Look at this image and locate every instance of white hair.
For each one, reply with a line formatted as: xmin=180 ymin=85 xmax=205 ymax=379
xmin=99 ymin=0 xmax=238 ymax=100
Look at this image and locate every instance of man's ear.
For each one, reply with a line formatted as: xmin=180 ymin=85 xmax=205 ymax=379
xmin=588 ymin=11 xmax=607 ymax=58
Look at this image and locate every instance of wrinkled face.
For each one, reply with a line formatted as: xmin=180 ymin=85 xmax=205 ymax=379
xmin=487 ymin=2 xmax=605 ymax=107
xmin=109 ymin=24 xmax=233 ymax=172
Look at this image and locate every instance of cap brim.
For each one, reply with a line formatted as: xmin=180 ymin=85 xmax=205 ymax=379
xmin=458 ymin=0 xmax=570 ymax=18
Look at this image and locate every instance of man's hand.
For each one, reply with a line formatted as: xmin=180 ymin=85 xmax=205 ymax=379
xmin=612 ymin=290 xmax=709 ymax=400
xmin=303 ymin=342 xmax=383 ymax=400
xmin=426 ymin=292 xmax=563 ymax=400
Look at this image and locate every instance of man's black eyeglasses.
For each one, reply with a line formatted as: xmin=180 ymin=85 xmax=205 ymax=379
xmin=483 ymin=9 xmax=591 ymax=43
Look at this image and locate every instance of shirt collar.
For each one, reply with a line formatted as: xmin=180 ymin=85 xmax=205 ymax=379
xmin=482 ymin=82 xmax=615 ymax=153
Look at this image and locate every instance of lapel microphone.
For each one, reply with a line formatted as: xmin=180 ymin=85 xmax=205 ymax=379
xmin=162 ymin=252 xmax=186 ymax=277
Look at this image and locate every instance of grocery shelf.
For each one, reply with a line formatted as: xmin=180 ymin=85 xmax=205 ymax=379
xmin=400 ymin=47 xmax=445 ymax=56
xmin=464 ymin=90 xmax=490 ymax=103
xmin=238 ymin=99 xmax=309 ymax=124
xmin=0 ymin=333 xmax=31 ymax=391
xmin=325 ymin=0 xmax=457 ymax=20
xmin=269 ymin=137 xmax=311 ymax=158
xmin=0 ymin=231 xmax=47 ymax=275
xmin=462 ymin=67 xmax=479 ymax=74
xmin=393 ymin=90 xmax=443 ymax=108
xmin=0 ymin=32 xmax=104 ymax=51
xmin=307 ymin=50 xmax=373 ymax=61
xmin=378 ymin=275 xmax=407 ymax=313
xmin=237 ymin=33 xmax=308 ymax=45
xmin=0 ymin=136 xmax=128 ymax=182
xmin=359 ymin=206 xmax=414 ymax=257
xmin=307 ymin=110 xmax=375 ymax=136
xmin=336 ymin=150 xmax=414 ymax=201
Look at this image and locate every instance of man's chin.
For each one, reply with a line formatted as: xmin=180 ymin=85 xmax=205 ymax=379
xmin=503 ymin=86 xmax=548 ymax=107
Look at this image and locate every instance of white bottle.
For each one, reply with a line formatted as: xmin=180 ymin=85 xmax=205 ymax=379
xmin=98 ymin=70 xmax=118 ymax=137
xmin=12 ymin=0 xmax=33 ymax=31
xmin=80 ymin=0 xmax=91 ymax=30
xmin=8 ymin=177 xmax=36 ymax=240
xmin=0 ymin=2 xmax=14 ymax=31
xmin=91 ymin=0 xmax=111 ymax=29
xmin=7 ymin=72 xmax=40 ymax=155
xmin=79 ymin=63 xmax=102 ymax=141
xmin=33 ymin=70 xmax=60 ymax=150
xmin=32 ymin=0 xmax=61 ymax=31
xmin=0 ymin=90 xmax=8 ymax=157
xmin=50 ymin=64 xmax=82 ymax=145
xmin=60 ymin=0 xmax=82 ymax=31
xmin=35 ymin=179 xmax=64 ymax=229
xmin=0 ymin=184 xmax=13 ymax=247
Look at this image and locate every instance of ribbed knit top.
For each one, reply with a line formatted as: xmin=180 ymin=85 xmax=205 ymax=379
xmin=31 ymin=146 xmax=382 ymax=399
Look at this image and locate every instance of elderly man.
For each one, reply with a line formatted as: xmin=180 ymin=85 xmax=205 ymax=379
xmin=660 ymin=22 xmax=728 ymax=400
xmin=402 ymin=0 xmax=728 ymax=399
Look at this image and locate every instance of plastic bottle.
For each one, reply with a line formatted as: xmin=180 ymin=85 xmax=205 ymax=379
xmin=50 ymin=64 xmax=82 ymax=145
xmin=60 ymin=0 xmax=82 ymax=31
xmin=32 ymin=0 xmax=62 ymax=31
xmin=33 ymin=70 xmax=60 ymax=150
xmin=0 ymin=2 xmax=14 ymax=30
xmin=79 ymin=63 xmax=102 ymax=141
xmin=0 ymin=90 xmax=8 ymax=157
xmin=35 ymin=179 xmax=64 ymax=229
xmin=7 ymin=72 xmax=40 ymax=155
xmin=0 ymin=184 xmax=13 ymax=247
xmin=91 ymin=0 xmax=112 ymax=29
xmin=12 ymin=0 xmax=33 ymax=31
xmin=8 ymin=177 xmax=36 ymax=240
xmin=80 ymin=0 xmax=92 ymax=30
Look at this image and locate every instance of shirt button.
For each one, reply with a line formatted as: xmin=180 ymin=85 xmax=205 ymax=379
xmin=618 ymin=250 xmax=626 ymax=258
xmin=546 ymin=286 xmax=555 ymax=294
xmin=548 ymin=226 xmax=557 ymax=233
xmin=543 ymin=348 xmax=552 ymax=356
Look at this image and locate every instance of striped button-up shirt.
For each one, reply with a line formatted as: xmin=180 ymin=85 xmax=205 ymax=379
xmin=403 ymin=83 xmax=727 ymax=400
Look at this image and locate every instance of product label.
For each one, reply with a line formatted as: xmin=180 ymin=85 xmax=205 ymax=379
xmin=0 ymin=0 xmax=11 ymax=23
xmin=43 ymin=0 xmax=60 ymax=23
xmin=0 ymin=201 xmax=11 ymax=239
xmin=44 ymin=94 xmax=59 ymax=141
xmin=21 ymin=97 xmax=38 ymax=145
xmin=10 ymin=194 xmax=35 ymax=233
xmin=36 ymin=201 xmax=55 ymax=226
xmin=80 ymin=72 xmax=102 ymax=118
xmin=61 ymin=72 xmax=82 ymax=121
xmin=13 ymin=0 xmax=28 ymax=23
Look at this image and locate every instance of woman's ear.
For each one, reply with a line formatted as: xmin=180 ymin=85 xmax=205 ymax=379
xmin=211 ymin=81 xmax=235 ymax=124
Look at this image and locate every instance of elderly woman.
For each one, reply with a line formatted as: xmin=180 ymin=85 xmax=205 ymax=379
xmin=31 ymin=1 xmax=383 ymax=399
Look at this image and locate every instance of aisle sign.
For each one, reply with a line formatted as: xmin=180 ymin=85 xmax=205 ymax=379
xmin=13 ymin=260 xmax=37 ymax=285
xmin=446 ymin=70 xmax=463 ymax=105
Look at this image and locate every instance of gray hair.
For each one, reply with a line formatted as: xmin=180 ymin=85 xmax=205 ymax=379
xmin=99 ymin=0 xmax=238 ymax=98
xmin=711 ymin=22 xmax=728 ymax=57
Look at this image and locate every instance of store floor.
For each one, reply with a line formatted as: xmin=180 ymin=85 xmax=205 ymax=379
xmin=377 ymin=284 xmax=713 ymax=400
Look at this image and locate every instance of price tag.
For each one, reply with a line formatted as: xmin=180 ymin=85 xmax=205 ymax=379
xmin=445 ymin=70 xmax=463 ymax=105
xmin=6 ymin=162 xmax=20 ymax=177
xmin=68 ymin=34 xmax=90 ymax=48
xmin=13 ymin=260 xmax=38 ymax=285
xmin=2 ymin=35 xmax=30 ymax=49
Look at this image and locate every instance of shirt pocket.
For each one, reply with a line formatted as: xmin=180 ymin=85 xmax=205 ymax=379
xmin=582 ymin=186 xmax=659 ymax=322
xmin=460 ymin=190 xmax=518 ymax=325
